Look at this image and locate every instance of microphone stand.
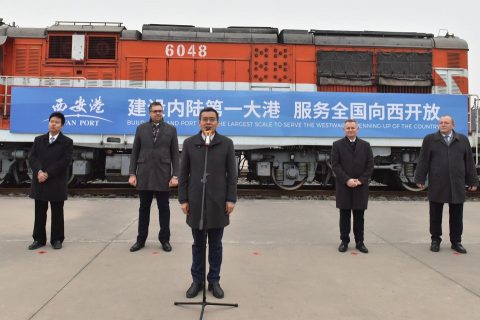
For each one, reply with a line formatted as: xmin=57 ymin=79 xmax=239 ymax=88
xmin=174 ymin=134 xmax=238 ymax=320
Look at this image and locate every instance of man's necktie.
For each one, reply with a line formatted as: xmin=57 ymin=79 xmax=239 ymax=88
xmin=152 ymin=124 xmax=159 ymax=142
xmin=444 ymin=135 xmax=450 ymax=145
xmin=49 ymin=137 xmax=55 ymax=144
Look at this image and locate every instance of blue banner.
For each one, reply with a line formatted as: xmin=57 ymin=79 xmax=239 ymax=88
xmin=10 ymin=87 xmax=468 ymax=137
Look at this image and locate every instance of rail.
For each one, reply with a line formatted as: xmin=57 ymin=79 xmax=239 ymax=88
xmin=1 ymin=184 xmax=479 ymax=199
xmin=1 ymin=76 xmax=87 ymax=117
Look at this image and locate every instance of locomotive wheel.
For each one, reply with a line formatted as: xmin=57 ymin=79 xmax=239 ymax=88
xmin=271 ymin=169 xmax=306 ymax=191
xmin=67 ymin=165 xmax=80 ymax=186
xmin=11 ymin=161 xmax=30 ymax=185
xmin=67 ymin=174 xmax=78 ymax=186
xmin=397 ymin=166 xmax=428 ymax=192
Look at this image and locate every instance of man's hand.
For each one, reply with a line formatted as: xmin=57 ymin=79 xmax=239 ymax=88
xmin=128 ymin=175 xmax=137 ymax=187
xmin=468 ymin=185 xmax=478 ymax=192
xmin=225 ymin=202 xmax=235 ymax=215
xmin=37 ymin=170 xmax=48 ymax=183
xmin=416 ymin=183 xmax=425 ymax=189
xmin=169 ymin=176 xmax=178 ymax=187
xmin=346 ymin=179 xmax=358 ymax=188
xmin=181 ymin=202 xmax=189 ymax=215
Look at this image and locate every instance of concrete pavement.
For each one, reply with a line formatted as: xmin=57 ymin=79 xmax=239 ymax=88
xmin=1 ymin=196 xmax=480 ymax=320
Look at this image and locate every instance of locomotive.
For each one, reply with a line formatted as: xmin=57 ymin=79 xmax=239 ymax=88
xmin=0 ymin=19 xmax=478 ymax=190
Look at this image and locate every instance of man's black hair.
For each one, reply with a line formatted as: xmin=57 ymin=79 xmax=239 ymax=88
xmin=49 ymin=112 xmax=65 ymax=125
xmin=199 ymin=107 xmax=219 ymax=121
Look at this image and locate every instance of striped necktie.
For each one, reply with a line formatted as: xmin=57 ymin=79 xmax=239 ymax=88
xmin=49 ymin=137 xmax=55 ymax=144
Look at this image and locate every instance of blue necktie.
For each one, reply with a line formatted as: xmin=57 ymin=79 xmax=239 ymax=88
xmin=49 ymin=137 xmax=55 ymax=144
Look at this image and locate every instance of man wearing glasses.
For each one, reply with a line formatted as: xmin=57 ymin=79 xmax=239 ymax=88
xmin=179 ymin=107 xmax=237 ymax=299
xmin=128 ymin=102 xmax=180 ymax=253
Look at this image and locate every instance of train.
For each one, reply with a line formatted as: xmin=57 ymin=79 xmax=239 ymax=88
xmin=0 ymin=19 xmax=479 ymax=190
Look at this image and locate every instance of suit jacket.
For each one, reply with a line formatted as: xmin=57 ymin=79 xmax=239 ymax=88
xmin=331 ymin=137 xmax=374 ymax=210
xmin=414 ymin=130 xmax=479 ymax=204
xmin=129 ymin=120 xmax=180 ymax=191
xmin=28 ymin=132 xmax=73 ymax=201
xmin=178 ymin=132 xmax=237 ymax=229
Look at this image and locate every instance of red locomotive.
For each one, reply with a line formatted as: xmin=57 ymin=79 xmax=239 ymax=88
xmin=0 ymin=20 xmax=478 ymax=189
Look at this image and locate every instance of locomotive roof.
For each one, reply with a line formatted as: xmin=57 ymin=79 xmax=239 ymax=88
xmin=310 ymin=30 xmax=435 ymax=38
xmin=6 ymin=27 xmax=46 ymax=38
xmin=313 ymin=34 xmax=434 ymax=48
xmin=142 ymin=25 xmax=279 ymax=43
xmin=283 ymin=30 xmax=436 ymax=47
xmin=433 ymin=37 xmax=468 ymax=49
xmin=0 ymin=22 xmax=469 ymax=49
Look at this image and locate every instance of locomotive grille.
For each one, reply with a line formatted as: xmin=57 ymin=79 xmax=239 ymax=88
xmin=447 ymin=53 xmax=460 ymax=68
xmin=14 ymin=48 xmax=27 ymax=74
xmin=128 ymin=61 xmax=145 ymax=87
xmin=15 ymin=46 xmax=41 ymax=75
xmin=88 ymin=37 xmax=116 ymax=59
xmin=252 ymin=46 xmax=291 ymax=83
xmin=48 ymin=36 xmax=72 ymax=59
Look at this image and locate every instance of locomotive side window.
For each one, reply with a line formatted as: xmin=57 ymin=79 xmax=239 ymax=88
xmin=88 ymin=36 xmax=116 ymax=60
xmin=48 ymin=35 xmax=72 ymax=59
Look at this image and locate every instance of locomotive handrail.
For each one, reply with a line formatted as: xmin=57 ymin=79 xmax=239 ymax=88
xmin=54 ymin=21 xmax=123 ymax=27
xmin=470 ymin=94 xmax=480 ymax=165
xmin=1 ymin=75 xmax=87 ymax=117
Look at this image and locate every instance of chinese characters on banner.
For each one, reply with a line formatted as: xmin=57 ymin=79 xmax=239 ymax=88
xmin=10 ymin=87 xmax=467 ymax=138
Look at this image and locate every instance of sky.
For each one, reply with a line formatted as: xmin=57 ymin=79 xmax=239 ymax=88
xmin=3 ymin=0 xmax=479 ymax=96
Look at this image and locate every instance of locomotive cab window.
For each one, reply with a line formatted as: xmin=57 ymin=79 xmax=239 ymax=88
xmin=87 ymin=36 xmax=116 ymax=60
xmin=48 ymin=35 xmax=72 ymax=59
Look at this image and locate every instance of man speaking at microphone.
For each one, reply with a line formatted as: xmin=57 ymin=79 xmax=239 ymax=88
xmin=178 ymin=107 xmax=237 ymax=299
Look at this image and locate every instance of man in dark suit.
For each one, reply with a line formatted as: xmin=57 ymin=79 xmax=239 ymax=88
xmin=128 ymin=102 xmax=180 ymax=253
xmin=331 ymin=119 xmax=374 ymax=253
xmin=178 ymin=107 xmax=237 ymax=299
xmin=28 ymin=112 xmax=73 ymax=250
xmin=415 ymin=115 xmax=478 ymax=254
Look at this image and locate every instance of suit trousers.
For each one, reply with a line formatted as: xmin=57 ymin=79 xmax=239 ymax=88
xmin=339 ymin=209 xmax=365 ymax=243
xmin=191 ymin=228 xmax=224 ymax=284
xmin=429 ymin=201 xmax=463 ymax=243
xmin=33 ymin=200 xmax=65 ymax=244
xmin=137 ymin=190 xmax=170 ymax=244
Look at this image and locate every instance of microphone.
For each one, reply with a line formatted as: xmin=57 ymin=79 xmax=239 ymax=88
xmin=204 ymin=129 xmax=212 ymax=146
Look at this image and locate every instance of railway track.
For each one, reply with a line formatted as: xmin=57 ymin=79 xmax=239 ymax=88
xmin=1 ymin=184 xmax=478 ymax=200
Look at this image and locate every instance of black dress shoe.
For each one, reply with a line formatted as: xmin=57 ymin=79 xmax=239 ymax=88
xmin=28 ymin=241 xmax=45 ymax=250
xmin=129 ymin=242 xmax=145 ymax=252
xmin=52 ymin=241 xmax=62 ymax=250
xmin=186 ymin=282 xmax=203 ymax=298
xmin=208 ymin=282 xmax=224 ymax=299
xmin=338 ymin=241 xmax=348 ymax=252
xmin=430 ymin=241 xmax=440 ymax=252
xmin=355 ymin=242 xmax=369 ymax=253
xmin=451 ymin=243 xmax=467 ymax=254
xmin=161 ymin=241 xmax=172 ymax=252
